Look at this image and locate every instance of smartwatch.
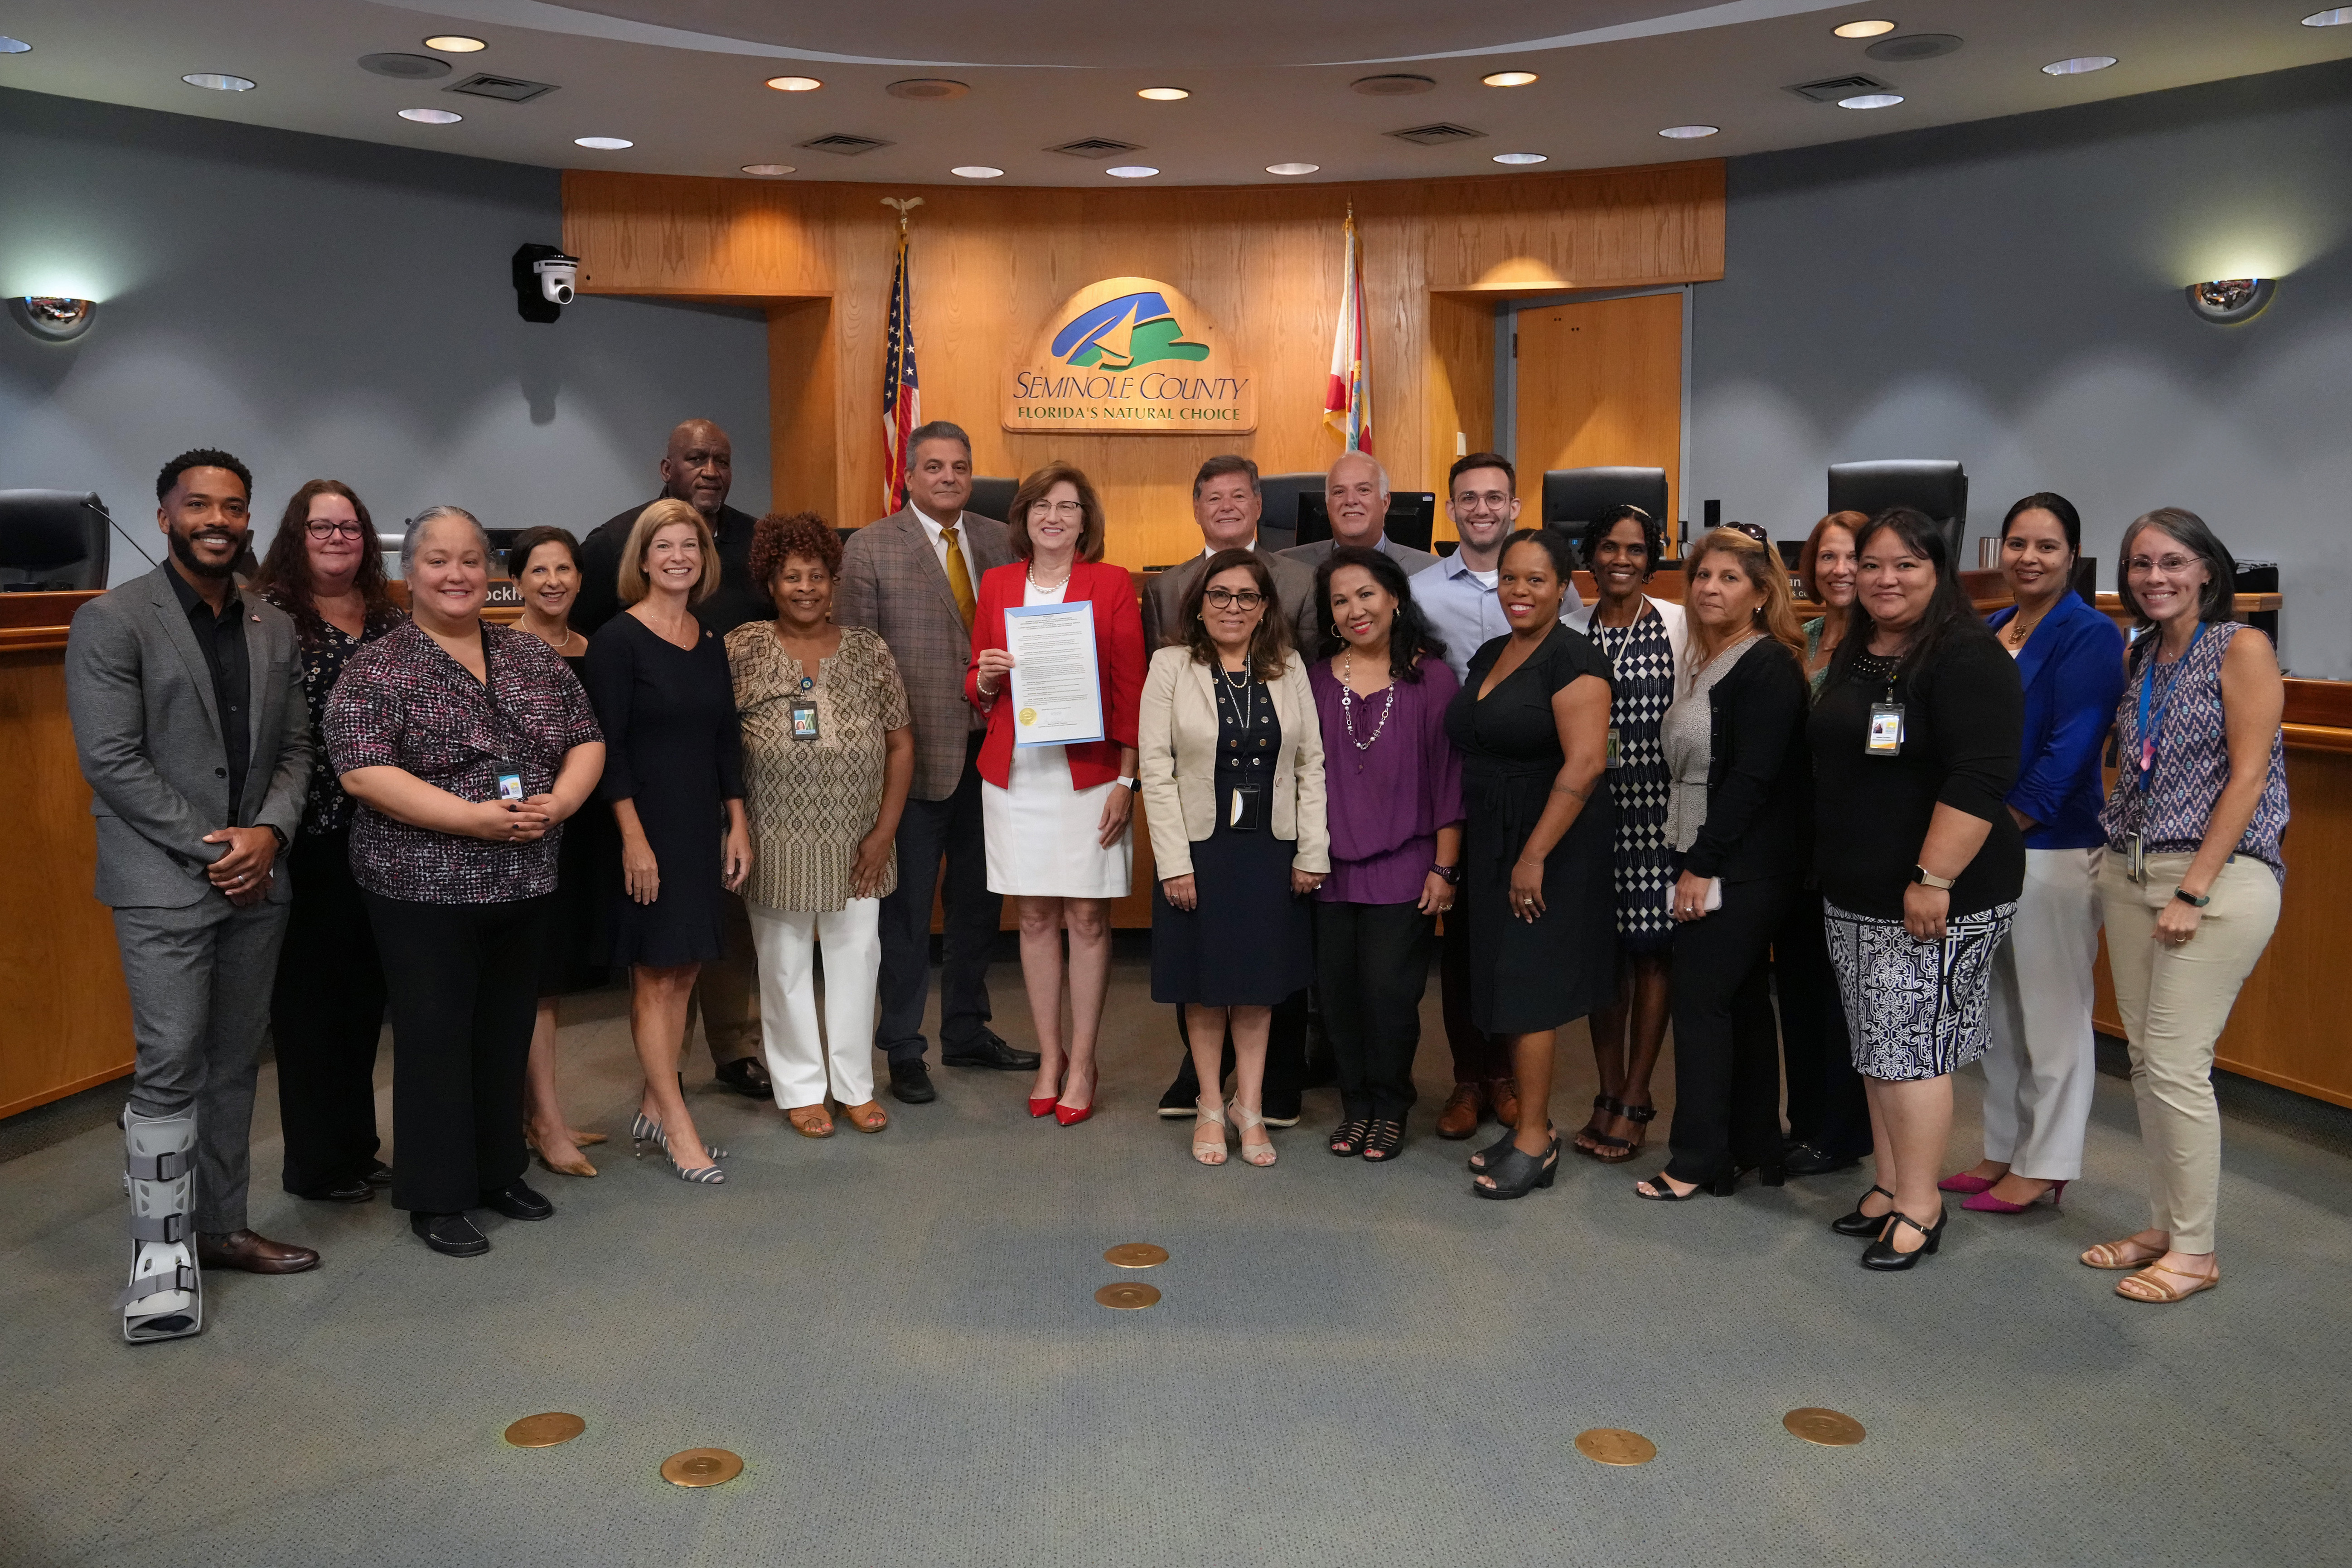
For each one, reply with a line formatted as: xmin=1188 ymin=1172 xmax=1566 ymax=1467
xmin=1910 ymin=865 xmax=1955 ymax=890
xmin=2173 ymin=886 xmax=2211 ymax=909
xmin=1430 ymin=862 xmax=1462 ymax=886
xmin=1113 ymin=775 xmax=1140 ymax=791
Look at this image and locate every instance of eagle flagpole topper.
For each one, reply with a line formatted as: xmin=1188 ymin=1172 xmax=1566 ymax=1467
xmin=881 ymin=197 xmax=925 ymax=512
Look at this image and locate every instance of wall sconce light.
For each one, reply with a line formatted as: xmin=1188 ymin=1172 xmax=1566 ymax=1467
xmin=2185 ymin=278 xmax=2275 ymax=324
xmin=10 ymin=296 xmax=97 ymax=342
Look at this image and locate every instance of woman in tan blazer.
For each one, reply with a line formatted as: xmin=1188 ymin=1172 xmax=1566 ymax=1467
xmin=1139 ymin=549 xmax=1329 ymax=1168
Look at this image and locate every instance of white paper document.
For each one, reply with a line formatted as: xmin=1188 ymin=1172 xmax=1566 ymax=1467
xmin=1003 ymin=600 xmax=1105 ymax=747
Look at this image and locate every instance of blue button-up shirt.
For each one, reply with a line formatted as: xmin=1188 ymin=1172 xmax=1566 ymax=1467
xmin=1409 ymin=550 xmax=1583 ymax=684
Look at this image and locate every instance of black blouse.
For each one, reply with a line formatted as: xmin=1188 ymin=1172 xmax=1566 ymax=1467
xmin=1683 ymin=637 xmax=1812 ymax=885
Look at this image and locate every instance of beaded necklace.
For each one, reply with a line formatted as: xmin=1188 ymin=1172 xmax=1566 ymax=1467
xmin=1336 ymin=651 xmax=1397 ymax=751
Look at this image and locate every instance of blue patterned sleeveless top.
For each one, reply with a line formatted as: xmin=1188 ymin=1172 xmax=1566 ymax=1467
xmin=2098 ymin=620 xmax=2288 ymax=883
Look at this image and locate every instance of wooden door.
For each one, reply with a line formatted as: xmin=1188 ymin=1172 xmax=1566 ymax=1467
xmin=1512 ymin=293 xmax=1684 ymax=529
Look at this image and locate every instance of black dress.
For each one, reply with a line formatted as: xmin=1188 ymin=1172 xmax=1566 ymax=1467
xmin=537 ymin=650 xmax=620 ymax=996
xmin=583 ymin=612 xmax=746 ymax=969
xmin=1444 ymin=625 xmax=1619 ymax=1035
xmin=1150 ymin=672 xmax=1314 ymax=1008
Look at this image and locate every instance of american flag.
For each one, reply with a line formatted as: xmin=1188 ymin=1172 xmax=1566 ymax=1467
xmin=881 ymin=223 xmax=920 ymax=512
xmin=1323 ymin=207 xmax=1372 ymax=454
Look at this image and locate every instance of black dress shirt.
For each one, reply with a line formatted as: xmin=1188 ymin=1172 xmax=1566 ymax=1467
xmin=571 ymin=500 xmax=773 ymax=638
xmin=166 ymin=564 xmax=252 ymax=818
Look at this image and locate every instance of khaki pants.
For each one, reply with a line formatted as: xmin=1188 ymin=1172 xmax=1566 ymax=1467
xmin=2097 ymin=851 xmax=2280 ymax=1253
xmin=686 ymin=889 xmax=761 ymax=1067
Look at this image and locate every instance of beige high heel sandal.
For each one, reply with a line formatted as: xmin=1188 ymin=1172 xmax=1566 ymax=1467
xmin=1229 ymin=1100 xmax=1277 ymax=1167
xmin=1192 ymin=1097 xmax=1229 ymax=1166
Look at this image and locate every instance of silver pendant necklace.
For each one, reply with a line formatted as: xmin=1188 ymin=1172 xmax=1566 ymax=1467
xmin=1337 ymin=652 xmax=1396 ymax=751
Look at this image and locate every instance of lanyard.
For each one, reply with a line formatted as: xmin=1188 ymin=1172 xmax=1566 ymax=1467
xmin=2133 ymin=624 xmax=2202 ymax=791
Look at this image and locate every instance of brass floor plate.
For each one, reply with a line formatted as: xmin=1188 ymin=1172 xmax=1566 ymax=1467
xmin=1784 ymin=1408 xmax=1866 ymax=1446
xmin=660 ymin=1448 xmax=744 ymax=1487
xmin=1095 ymin=1281 xmax=1161 ymax=1309
xmin=1103 ymin=1243 xmax=1169 ymax=1268
xmin=1573 ymin=1428 xmax=1658 ymax=1466
xmin=503 ymin=1413 xmax=585 ymax=1448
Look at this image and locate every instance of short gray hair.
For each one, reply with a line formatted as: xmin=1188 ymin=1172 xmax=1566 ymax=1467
xmin=402 ymin=504 xmax=492 ymax=574
xmin=908 ymin=420 xmax=972 ymax=459
xmin=1328 ymin=449 xmax=1389 ymax=498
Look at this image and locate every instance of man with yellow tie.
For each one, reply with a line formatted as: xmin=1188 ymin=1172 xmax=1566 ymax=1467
xmin=838 ymin=421 xmax=1035 ymax=1103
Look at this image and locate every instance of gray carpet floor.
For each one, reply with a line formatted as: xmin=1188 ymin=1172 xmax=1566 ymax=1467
xmin=4 ymin=944 xmax=2349 ymax=1568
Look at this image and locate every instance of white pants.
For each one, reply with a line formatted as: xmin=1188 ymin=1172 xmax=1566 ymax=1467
xmin=747 ymin=899 xmax=882 ymax=1108
xmin=1979 ymin=847 xmax=2104 ymax=1181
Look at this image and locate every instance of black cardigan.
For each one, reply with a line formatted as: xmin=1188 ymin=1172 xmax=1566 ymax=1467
xmin=1684 ymin=636 xmax=1812 ymax=884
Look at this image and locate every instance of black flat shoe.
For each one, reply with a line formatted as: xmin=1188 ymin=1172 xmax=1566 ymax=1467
xmin=292 ymin=1177 xmax=374 ymax=1204
xmin=364 ymin=1161 xmax=394 ymax=1188
xmin=888 ymin=1060 xmax=938 ymax=1104
xmin=1831 ymin=1185 xmax=1898 ymax=1237
xmin=940 ymin=1031 xmax=1041 ymax=1071
xmin=479 ymin=1181 xmax=552 ymax=1221
xmin=1859 ymin=1207 xmax=1946 ymax=1270
xmin=411 ymin=1211 xmax=489 ymax=1258
xmin=713 ymin=1056 xmax=773 ymax=1100
xmin=1360 ymin=1119 xmax=1405 ymax=1163
xmin=1472 ymin=1136 xmax=1559 ymax=1200
xmin=1785 ymin=1142 xmax=1862 ymax=1177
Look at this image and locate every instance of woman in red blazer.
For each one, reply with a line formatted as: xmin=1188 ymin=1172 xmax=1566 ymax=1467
xmin=967 ymin=462 xmax=1145 ymax=1124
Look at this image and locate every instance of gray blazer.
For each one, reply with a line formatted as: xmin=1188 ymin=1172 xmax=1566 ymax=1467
xmin=836 ymin=506 xmax=1014 ymax=802
xmin=65 ymin=565 xmax=311 ymax=909
xmin=1142 ymin=547 xmax=1321 ymax=658
xmin=1279 ymin=534 xmax=1439 ymax=581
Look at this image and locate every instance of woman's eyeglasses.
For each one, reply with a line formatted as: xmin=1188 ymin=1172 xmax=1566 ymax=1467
xmin=1202 ymin=587 xmax=1265 ymax=610
xmin=2125 ymin=554 xmax=2199 ymax=577
xmin=304 ymin=520 xmax=366 ymax=540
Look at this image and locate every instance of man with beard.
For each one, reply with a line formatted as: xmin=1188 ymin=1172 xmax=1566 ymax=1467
xmin=574 ymin=418 xmax=774 ymax=1101
xmin=66 ymin=449 xmax=320 ymax=1341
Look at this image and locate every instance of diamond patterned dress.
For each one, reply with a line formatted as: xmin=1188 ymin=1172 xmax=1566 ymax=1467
xmin=1586 ymin=605 xmax=1677 ymax=953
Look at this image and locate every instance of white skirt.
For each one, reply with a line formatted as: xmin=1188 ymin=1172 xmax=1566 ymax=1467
xmin=983 ymin=742 xmax=1133 ymax=898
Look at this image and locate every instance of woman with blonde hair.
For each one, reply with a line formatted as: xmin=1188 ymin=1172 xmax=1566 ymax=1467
xmin=584 ymin=498 xmax=752 ymax=1185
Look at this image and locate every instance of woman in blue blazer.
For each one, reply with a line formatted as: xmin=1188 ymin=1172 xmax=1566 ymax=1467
xmin=1944 ymin=493 xmax=2126 ymax=1213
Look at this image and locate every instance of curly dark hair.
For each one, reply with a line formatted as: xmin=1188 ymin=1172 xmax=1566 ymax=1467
xmin=1179 ymin=547 xmax=1293 ymax=682
xmin=750 ymin=511 xmax=843 ymax=593
xmin=249 ymin=479 xmax=402 ymax=648
xmin=1576 ymin=503 xmax=1665 ymax=581
xmin=1312 ymin=545 xmax=1447 ymax=679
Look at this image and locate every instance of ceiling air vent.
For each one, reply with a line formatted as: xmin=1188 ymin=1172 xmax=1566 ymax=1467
xmin=1047 ymin=136 xmax=1143 ymax=158
xmin=1385 ymin=122 xmax=1487 ymax=146
xmin=796 ymin=132 xmax=894 ymax=155
xmin=444 ymin=72 xmax=559 ymax=103
xmin=1783 ymin=73 xmax=1890 ymax=103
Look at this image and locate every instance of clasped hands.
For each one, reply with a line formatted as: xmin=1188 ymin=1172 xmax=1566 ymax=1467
xmin=202 ymin=825 xmax=277 ymax=906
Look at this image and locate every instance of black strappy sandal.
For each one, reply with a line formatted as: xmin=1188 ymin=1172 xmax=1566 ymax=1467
xmin=1570 ymin=1094 xmax=1613 ymax=1156
xmin=1473 ymin=1133 xmax=1561 ymax=1200
xmin=1831 ymin=1184 xmax=1898 ymax=1237
xmin=1360 ymin=1119 xmax=1405 ymax=1163
xmin=1328 ymin=1118 xmax=1370 ymax=1158
xmin=1587 ymin=1100 xmax=1655 ymax=1165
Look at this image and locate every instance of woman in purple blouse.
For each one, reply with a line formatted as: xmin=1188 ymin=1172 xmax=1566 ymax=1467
xmin=1307 ymin=547 xmax=1464 ymax=1163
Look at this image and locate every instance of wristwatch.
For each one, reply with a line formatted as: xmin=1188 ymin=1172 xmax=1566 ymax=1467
xmin=1113 ymin=775 xmax=1140 ymax=791
xmin=1430 ymin=862 xmax=1462 ymax=886
xmin=2173 ymin=886 xmax=2212 ymax=908
xmin=1910 ymin=865 xmax=1955 ymax=890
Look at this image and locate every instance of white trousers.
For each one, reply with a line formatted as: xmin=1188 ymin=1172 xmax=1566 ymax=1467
xmin=1979 ymin=847 xmax=2104 ymax=1181
xmin=747 ymin=899 xmax=882 ymax=1108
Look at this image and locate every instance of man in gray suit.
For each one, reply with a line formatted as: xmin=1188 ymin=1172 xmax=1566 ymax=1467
xmin=66 ymin=449 xmax=320 ymax=1343
xmin=1140 ymin=455 xmax=1320 ymax=656
xmin=1280 ymin=449 xmax=1439 ymax=578
xmin=837 ymin=421 xmax=1039 ymax=1105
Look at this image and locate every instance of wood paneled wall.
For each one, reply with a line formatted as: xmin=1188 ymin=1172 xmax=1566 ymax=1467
xmin=564 ymin=163 xmax=1723 ymax=566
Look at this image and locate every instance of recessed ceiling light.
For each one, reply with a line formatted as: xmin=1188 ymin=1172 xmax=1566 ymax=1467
xmin=740 ymin=163 xmax=795 ymax=176
xmin=887 ymin=78 xmax=968 ymax=100
xmin=1137 ymin=86 xmax=1189 ymax=101
xmin=423 ymin=35 xmax=486 ymax=53
xmin=1833 ymin=19 xmax=1897 ymax=38
xmin=182 ymin=73 xmax=256 ymax=92
xmin=1492 ymin=151 xmax=1548 ymax=165
xmin=952 ymin=165 xmax=1005 ymax=178
xmin=2042 ymin=55 xmax=2118 ymax=75
xmin=2303 ymin=8 xmax=2352 ymax=24
xmin=1105 ymin=165 xmax=1159 ymax=178
xmin=1837 ymin=93 xmax=1904 ymax=109
xmin=0 ymin=35 xmax=32 ymax=53
xmin=399 ymin=108 xmax=463 ymax=124
xmin=1266 ymin=162 xmax=1319 ymax=176
xmin=765 ymin=75 xmax=823 ymax=92
xmin=1658 ymin=124 xmax=1719 ymax=139
xmin=1352 ymin=73 xmax=1436 ymax=96
xmin=574 ymin=136 xmax=633 ymax=150
xmin=1481 ymin=71 xmax=1539 ymax=87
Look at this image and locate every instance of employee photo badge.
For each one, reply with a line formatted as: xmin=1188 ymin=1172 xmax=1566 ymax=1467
xmin=1866 ymin=702 xmax=1905 ymax=757
xmin=496 ymin=771 xmax=526 ymax=801
xmin=789 ymin=701 xmax=821 ymax=740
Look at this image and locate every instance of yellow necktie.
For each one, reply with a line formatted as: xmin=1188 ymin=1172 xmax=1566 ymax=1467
xmin=939 ymin=521 xmax=976 ymax=628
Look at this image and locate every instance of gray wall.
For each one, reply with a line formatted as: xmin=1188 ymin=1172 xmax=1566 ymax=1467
xmin=1692 ymin=59 xmax=2352 ymax=678
xmin=0 ymin=88 xmax=769 ymax=580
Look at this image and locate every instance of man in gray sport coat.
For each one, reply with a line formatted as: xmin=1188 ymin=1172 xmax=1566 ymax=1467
xmin=65 ymin=449 xmax=320 ymax=1342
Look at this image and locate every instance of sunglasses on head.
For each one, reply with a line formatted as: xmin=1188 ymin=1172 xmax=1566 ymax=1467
xmin=1719 ymin=521 xmax=1770 ymax=546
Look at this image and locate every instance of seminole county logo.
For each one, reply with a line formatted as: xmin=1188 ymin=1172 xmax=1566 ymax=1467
xmin=1003 ymin=277 xmax=1255 ymax=435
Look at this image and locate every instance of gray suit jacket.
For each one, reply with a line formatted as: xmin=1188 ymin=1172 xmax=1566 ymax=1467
xmin=836 ymin=506 xmax=1014 ymax=802
xmin=1279 ymin=534 xmax=1440 ymax=581
xmin=65 ymin=565 xmax=311 ymax=909
xmin=1142 ymin=547 xmax=1322 ymax=660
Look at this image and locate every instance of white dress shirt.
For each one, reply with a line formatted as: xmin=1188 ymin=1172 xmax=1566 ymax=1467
xmin=912 ymin=503 xmax=978 ymax=586
xmin=1411 ymin=550 xmax=1583 ymax=684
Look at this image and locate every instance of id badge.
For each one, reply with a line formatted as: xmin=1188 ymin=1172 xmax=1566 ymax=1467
xmin=1227 ymin=784 xmax=1265 ymax=832
xmin=1605 ymin=726 xmax=1623 ymax=769
xmin=1865 ymin=702 xmax=1905 ymax=757
xmin=2125 ymin=834 xmax=2146 ymax=884
xmin=789 ymin=701 xmax=821 ymax=740
xmin=496 ymin=771 xmax=525 ymax=802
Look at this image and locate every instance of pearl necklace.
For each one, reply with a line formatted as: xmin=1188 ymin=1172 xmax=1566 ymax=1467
xmin=1025 ymin=558 xmax=1073 ymax=593
xmin=1337 ymin=652 xmax=1397 ymax=751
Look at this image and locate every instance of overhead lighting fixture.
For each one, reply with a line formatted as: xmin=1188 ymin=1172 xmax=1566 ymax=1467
xmin=0 ymin=36 xmax=31 ymax=53
xmin=360 ymin=52 xmax=450 ymax=80
xmin=1492 ymin=152 xmax=1548 ymax=165
xmin=399 ymin=108 xmax=463 ymax=124
xmin=2042 ymin=55 xmax=2117 ymax=75
xmin=740 ymin=163 xmax=796 ymax=176
xmin=2186 ymin=278 xmax=2275 ymax=324
xmin=10 ymin=296 xmax=97 ymax=343
xmin=2303 ymin=9 xmax=2352 ymax=24
xmin=1352 ymin=73 xmax=1436 ymax=96
xmin=1137 ymin=86 xmax=1189 ymax=101
xmin=952 ymin=165 xmax=1004 ymax=178
xmin=1658 ymin=124 xmax=1719 ymax=139
xmin=1105 ymin=165 xmax=1159 ymax=178
xmin=424 ymin=35 xmax=486 ymax=53
xmin=574 ymin=136 xmax=633 ymax=150
xmin=1481 ymin=71 xmax=1539 ymax=87
xmin=765 ymin=75 xmax=823 ymax=92
xmin=1833 ymin=19 xmax=1897 ymax=38
xmin=1266 ymin=162 xmax=1318 ymax=175
xmin=182 ymin=73 xmax=256 ymax=92
xmin=1867 ymin=32 xmax=1962 ymax=61
xmin=1838 ymin=93 xmax=1904 ymax=109
xmin=886 ymin=78 xmax=968 ymax=100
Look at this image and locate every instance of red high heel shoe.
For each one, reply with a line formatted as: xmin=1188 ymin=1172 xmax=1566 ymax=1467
xmin=1054 ymin=1065 xmax=1097 ymax=1127
xmin=1028 ymin=1095 xmax=1059 ymax=1118
xmin=1963 ymin=1179 xmax=2066 ymax=1214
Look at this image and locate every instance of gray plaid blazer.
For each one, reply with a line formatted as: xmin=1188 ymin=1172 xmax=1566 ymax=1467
xmin=837 ymin=506 xmax=1013 ymax=802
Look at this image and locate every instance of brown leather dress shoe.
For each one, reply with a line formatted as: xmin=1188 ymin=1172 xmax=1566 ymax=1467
xmin=1435 ymin=1082 xmax=1486 ymax=1140
xmin=1486 ymin=1077 xmax=1522 ymax=1130
xmin=197 ymin=1230 xmax=320 ymax=1275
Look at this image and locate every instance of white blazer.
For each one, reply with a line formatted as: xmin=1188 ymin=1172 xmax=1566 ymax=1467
xmin=1137 ymin=645 xmax=1329 ymax=880
xmin=1566 ymin=596 xmax=1689 ymax=673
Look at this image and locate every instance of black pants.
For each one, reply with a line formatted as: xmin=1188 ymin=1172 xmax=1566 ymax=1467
xmin=274 ymin=829 xmax=388 ymax=1194
xmin=1665 ymin=874 xmax=1797 ymax=1186
xmin=1315 ymin=900 xmax=1434 ymax=1121
xmin=1437 ymin=907 xmax=1507 ymax=1084
xmin=1773 ymin=884 xmax=1872 ymax=1160
xmin=366 ymin=892 xmax=548 ymax=1215
xmin=875 ymin=736 xmax=1000 ymax=1064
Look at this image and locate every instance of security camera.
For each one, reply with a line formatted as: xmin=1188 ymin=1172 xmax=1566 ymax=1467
xmin=536 ymin=255 xmax=578 ymax=305
xmin=511 ymin=243 xmax=579 ymax=324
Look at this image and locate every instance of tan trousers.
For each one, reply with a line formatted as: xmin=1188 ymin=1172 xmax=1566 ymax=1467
xmin=2097 ymin=851 xmax=2280 ymax=1253
xmin=685 ymin=889 xmax=761 ymax=1067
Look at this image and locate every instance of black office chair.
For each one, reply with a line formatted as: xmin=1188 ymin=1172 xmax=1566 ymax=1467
xmin=0 ymin=489 xmax=111 ymax=590
xmin=1541 ymin=468 xmax=1670 ymax=536
xmin=965 ymin=477 xmax=1018 ymax=524
xmin=1826 ymin=460 xmax=1968 ymax=567
xmin=1253 ymin=471 xmax=1324 ymax=553
xmin=1294 ymin=492 xmax=1437 ymax=552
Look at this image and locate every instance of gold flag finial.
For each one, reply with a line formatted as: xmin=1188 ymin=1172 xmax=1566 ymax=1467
xmin=881 ymin=196 xmax=924 ymax=232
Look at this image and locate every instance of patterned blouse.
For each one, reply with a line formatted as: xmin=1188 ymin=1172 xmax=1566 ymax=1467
xmin=2099 ymin=620 xmax=2289 ymax=883
xmin=261 ymin=600 xmax=405 ymax=836
xmin=1584 ymin=602 xmax=1677 ymax=950
xmin=324 ymin=619 xmax=604 ymax=904
xmin=727 ymin=623 xmax=911 ymax=913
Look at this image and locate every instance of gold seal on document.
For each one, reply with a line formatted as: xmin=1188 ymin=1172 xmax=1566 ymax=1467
xmin=1783 ymin=1408 xmax=1866 ymax=1446
xmin=1094 ymin=1282 xmax=1161 ymax=1309
xmin=503 ymin=1412 xmax=586 ymax=1448
xmin=1104 ymin=1243 xmax=1169 ymax=1268
xmin=660 ymin=1448 xmax=745 ymax=1487
xmin=1018 ymin=707 xmax=1038 ymax=725
xmin=1573 ymin=1428 xmax=1658 ymax=1466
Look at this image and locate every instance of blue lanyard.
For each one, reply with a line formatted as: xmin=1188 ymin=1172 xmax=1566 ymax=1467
xmin=2133 ymin=624 xmax=2202 ymax=791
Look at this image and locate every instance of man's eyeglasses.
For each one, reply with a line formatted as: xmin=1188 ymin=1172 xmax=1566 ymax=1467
xmin=305 ymin=520 xmax=366 ymax=540
xmin=1202 ymin=587 xmax=1266 ymax=610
